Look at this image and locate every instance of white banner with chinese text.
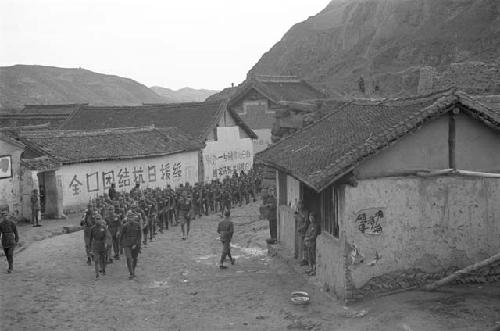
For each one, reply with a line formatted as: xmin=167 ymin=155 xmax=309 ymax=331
xmin=58 ymin=151 xmax=199 ymax=207
xmin=203 ymin=127 xmax=254 ymax=181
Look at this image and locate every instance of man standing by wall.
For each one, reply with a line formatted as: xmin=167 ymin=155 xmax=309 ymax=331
xmin=31 ymin=189 xmax=41 ymax=227
xmin=0 ymin=211 xmax=19 ymax=273
xmin=217 ymin=210 xmax=235 ymax=269
xmin=304 ymin=213 xmax=320 ymax=276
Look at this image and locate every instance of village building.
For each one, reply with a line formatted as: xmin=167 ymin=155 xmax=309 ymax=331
xmin=59 ymin=100 xmax=257 ymax=182
xmin=15 ymin=126 xmax=203 ymax=213
xmin=255 ymin=90 xmax=500 ymax=302
xmin=0 ymin=132 xmax=25 ymax=215
xmin=226 ymin=75 xmax=326 ymax=153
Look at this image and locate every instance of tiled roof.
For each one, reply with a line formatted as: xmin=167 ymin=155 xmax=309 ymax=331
xmin=255 ymin=90 xmax=500 ymax=192
xmin=21 ymin=156 xmax=60 ymax=171
xmin=228 ymin=76 xmax=327 ymax=107
xmin=0 ymin=113 xmax=69 ymax=129
xmin=472 ymin=95 xmax=500 ymax=112
xmin=59 ymin=101 xmax=257 ymax=140
xmin=17 ymin=126 xmax=203 ymax=164
xmin=21 ymin=103 xmax=88 ymax=115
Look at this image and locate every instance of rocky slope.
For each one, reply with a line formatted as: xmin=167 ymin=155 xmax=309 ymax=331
xmin=150 ymin=86 xmax=218 ymax=103
xmin=249 ymin=0 xmax=500 ymax=97
xmin=0 ymin=65 xmax=167 ymax=109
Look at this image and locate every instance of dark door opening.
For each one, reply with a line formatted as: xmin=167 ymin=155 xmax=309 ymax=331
xmin=37 ymin=171 xmax=59 ymax=219
xmin=302 ymin=183 xmax=320 ymax=220
xmin=37 ymin=172 xmax=46 ymax=216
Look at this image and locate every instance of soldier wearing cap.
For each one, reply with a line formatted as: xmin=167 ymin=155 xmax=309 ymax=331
xmin=106 ymin=205 xmax=122 ymax=261
xmin=0 ymin=211 xmax=19 ymax=273
xmin=121 ymin=212 xmax=142 ymax=279
xmin=89 ymin=215 xmax=107 ymax=278
xmin=177 ymin=195 xmax=192 ymax=240
xmin=81 ymin=203 xmax=96 ymax=265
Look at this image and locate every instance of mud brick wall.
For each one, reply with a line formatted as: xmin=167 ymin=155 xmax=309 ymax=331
xmin=341 ymin=177 xmax=500 ymax=301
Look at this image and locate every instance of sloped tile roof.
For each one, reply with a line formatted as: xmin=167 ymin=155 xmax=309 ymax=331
xmin=228 ymin=76 xmax=327 ymax=107
xmin=22 ymin=103 xmax=87 ymax=115
xmin=17 ymin=126 xmax=203 ymax=164
xmin=0 ymin=113 xmax=69 ymax=129
xmin=59 ymin=100 xmax=257 ymax=140
xmin=255 ymin=90 xmax=500 ymax=192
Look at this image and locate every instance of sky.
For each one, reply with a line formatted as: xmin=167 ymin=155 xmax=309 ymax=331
xmin=0 ymin=0 xmax=330 ymax=91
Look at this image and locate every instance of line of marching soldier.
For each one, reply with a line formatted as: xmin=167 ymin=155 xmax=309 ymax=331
xmin=80 ymin=169 xmax=262 ymax=279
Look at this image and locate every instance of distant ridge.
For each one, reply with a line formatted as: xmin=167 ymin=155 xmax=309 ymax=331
xmin=0 ymin=65 xmax=167 ymax=110
xmin=150 ymin=86 xmax=218 ymax=103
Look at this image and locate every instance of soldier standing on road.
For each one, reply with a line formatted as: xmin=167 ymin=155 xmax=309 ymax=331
xmin=0 ymin=212 xmax=19 ymax=273
xmin=107 ymin=207 xmax=122 ymax=261
xmin=217 ymin=210 xmax=235 ymax=269
xmin=89 ymin=215 xmax=108 ymax=278
xmin=178 ymin=196 xmax=192 ymax=240
xmin=81 ymin=204 xmax=96 ymax=265
xmin=121 ymin=213 xmax=142 ymax=279
xmin=31 ymin=189 xmax=41 ymax=227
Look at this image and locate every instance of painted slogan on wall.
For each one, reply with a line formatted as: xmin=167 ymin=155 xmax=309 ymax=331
xmin=203 ymin=127 xmax=254 ymax=181
xmin=61 ymin=152 xmax=198 ymax=206
xmin=355 ymin=207 xmax=385 ymax=235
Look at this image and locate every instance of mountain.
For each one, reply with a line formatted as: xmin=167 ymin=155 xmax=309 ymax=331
xmin=249 ymin=0 xmax=500 ymax=97
xmin=150 ymin=86 xmax=219 ymax=103
xmin=0 ymin=65 xmax=167 ymax=109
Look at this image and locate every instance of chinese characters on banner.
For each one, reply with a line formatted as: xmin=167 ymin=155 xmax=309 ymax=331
xmin=202 ymin=127 xmax=254 ymax=181
xmin=63 ymin=153 xmax=197 ymax=205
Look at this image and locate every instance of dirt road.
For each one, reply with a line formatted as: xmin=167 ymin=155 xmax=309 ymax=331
xmin=1 ymin=202 xmax=499 ymax=331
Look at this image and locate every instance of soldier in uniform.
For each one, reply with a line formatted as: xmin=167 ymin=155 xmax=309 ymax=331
xmin=177 ymin=196 xmax=192 ymax=240
xmin=89 ymin=215 xmax=108 ymax=278
xmin=217 ymin=210 xmax=235 ymax=269
xmin=121 ymin=213 xmax=142 ymax=279
xmin=214 ymin=183 xmax=222 ymax=214
xmin=157 ymin=199 xmax=166 ymax=233
xmin=168 ymin=190 xmax=177 ymax=227
xmin=201 ymin=184 xmax=210 ymax=216
xmin=81 ymin=204 xmax=96 ymax=265
xmin=107 ymin=205 xmax=122 ymax=260
xmin=148 ymin=203 xmax=157 ymax=241
xmin=192 ymin=185 xmax=200 ymax=218
xmin=0 ymin=211 xmax=19 ymax=273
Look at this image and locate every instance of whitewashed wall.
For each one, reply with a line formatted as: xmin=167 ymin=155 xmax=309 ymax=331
xmin=252 ymin=128 xmax=272 ymax=154
xmin=202 ymin=126 xmax=254 ymax=181
xmin=58 ymin=151 xmax=199 ymax=207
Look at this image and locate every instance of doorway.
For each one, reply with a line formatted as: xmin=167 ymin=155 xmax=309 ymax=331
xmin=302 ymin=183 xmax=320 ymax=219
xmin=37 ymin=170 xmax=59 ymax=218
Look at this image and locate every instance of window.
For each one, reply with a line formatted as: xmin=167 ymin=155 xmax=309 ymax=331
xmin=0 ymin=155 xmax=12 ymax=179
xmin=321 ymin=184 xmax=339 ymax=238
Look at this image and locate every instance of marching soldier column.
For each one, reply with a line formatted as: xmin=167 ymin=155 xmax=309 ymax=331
xmin=79 ymin=169 xmax=262 ymax=279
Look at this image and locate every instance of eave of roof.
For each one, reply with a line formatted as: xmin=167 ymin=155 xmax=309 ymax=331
xmin=18 ymin=126 xmax=203 ymax=165
xmin=255 ymin=90 xmax=500 ymax=192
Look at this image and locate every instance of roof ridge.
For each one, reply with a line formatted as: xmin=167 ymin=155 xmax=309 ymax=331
xmin=20 ymin=126 xmax=157 ymax=138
